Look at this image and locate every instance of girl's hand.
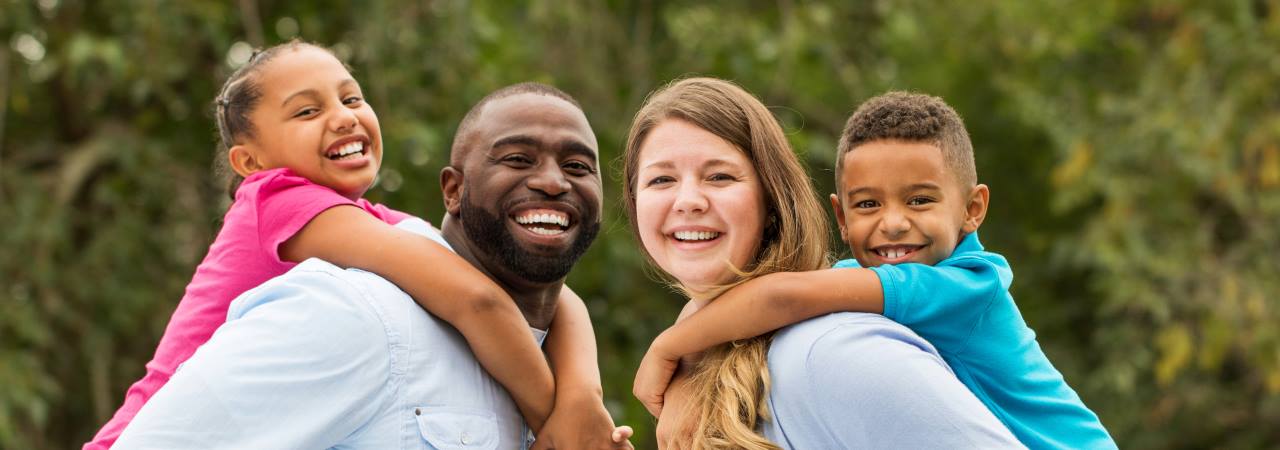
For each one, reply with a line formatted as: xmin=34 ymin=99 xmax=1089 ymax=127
xmin=632 ymin=340 xmax=681 ymax=417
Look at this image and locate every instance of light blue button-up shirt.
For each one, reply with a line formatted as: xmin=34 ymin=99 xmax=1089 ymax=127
xmin=762 ymin=312 xmax=1024 ymax=449
xmin=116 ymin=218 xmax=540 ymax=449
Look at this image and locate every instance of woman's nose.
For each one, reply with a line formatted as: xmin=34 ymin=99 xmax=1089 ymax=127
xmin=672 ymin=182 xmax=708 ymax=214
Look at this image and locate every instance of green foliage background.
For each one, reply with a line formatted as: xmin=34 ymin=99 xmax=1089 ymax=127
xmin=2 ymin=0 xmax=1278 ymax=448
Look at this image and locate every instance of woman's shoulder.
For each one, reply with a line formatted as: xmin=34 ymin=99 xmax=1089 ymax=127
xmin=769 ymin=312 xmax=946 ymax=375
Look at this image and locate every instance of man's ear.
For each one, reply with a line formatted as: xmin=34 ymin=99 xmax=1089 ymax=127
xmin=440 ymin=166 xmax=464 ymax=216
xmin=227 ymin=144 xmax=266 ymax=177
xmin=962 ymin=184 xmax=990 ymax=234
xmin=829 ymin=193 xmax=848 ymax=241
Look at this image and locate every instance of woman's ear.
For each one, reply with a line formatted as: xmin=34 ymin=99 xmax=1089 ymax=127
xmin=962 ymin=184 xmax=990 ymax=234
xmin=227 ymin=144 xmax=266 ymax=178
xmin=440 ymin=166 xmax=464 ymax=216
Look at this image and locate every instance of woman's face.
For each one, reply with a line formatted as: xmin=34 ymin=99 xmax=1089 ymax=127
xmin=634 ymin=119 xmax=767 ymax=295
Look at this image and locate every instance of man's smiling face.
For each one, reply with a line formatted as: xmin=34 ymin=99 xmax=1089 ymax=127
xmin=451 ymin=93 xmax=603 ymax=283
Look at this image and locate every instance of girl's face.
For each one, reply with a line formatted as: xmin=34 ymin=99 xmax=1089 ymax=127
xmin=238 ymin=46 xmax=381 ymax=199
xmin=635 ymin=119 xmax=767 ymax=296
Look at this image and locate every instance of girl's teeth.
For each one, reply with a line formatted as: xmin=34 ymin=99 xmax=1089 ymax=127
xmin=674 ymin=231 xmax=719 ymax=241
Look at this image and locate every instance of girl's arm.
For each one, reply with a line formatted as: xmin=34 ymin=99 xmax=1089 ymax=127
xmin=632 ymin=268 xmax=883 ymax=416
xmin=535 ymin=287 xmax=634 ymax=448
xmin=281 ymin=205 xmax=553 ymax=432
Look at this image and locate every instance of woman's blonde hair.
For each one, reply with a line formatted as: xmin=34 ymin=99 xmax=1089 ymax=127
xmin=623 ymin=78 xmax=831 ymax=449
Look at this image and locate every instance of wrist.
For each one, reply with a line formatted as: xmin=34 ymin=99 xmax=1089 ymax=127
xmin=554 ymin=383 xmax=604 ymax=405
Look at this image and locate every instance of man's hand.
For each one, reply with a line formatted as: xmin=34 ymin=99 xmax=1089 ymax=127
xmin=531 ymin=391 xmax=634 ymax=450
xmin=633 ymin=340 xmax=680 ymax=418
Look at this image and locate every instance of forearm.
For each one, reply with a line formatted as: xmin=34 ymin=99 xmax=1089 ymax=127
xmin=657 ymin=269 xmax=884 ymax=358
xmin=546 ymin=287 xmax=604 ymax=400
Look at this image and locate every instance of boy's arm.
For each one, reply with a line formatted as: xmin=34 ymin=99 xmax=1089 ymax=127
xmin=633 ymin=268 xmax=883 ymax=416
xmin=536 ymin=287 xmax=633 ymax=449
xmin=281 ymin=205 xmax=553 ymax=432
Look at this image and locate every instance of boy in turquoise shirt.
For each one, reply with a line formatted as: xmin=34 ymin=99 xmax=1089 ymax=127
xmin=633 ymin=91 xmax=1115 ymax=449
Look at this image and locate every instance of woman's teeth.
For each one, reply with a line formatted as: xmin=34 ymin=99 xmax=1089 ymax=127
xmin=674 ymin=230 xmax=719 ymax=241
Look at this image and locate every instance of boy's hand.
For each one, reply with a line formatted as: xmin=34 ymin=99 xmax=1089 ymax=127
xmin=532 ymin=391 xmax=634 ymax=450
xmin=655 ymin=373 xmax=696 ymax=450
xmin=632 ymin=340 xmax=680 ymax=418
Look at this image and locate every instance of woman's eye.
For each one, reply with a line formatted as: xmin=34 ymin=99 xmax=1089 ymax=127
xmin=854 ymin=200 xmax=879 ymax=209
xmin=708 ymin=173 xmax=737 ymax=182
xmin=646 ymin=176 xmax=675 ymax=187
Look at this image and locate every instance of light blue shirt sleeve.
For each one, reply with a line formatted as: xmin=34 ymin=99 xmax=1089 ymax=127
xmin=114 ymin=261 xmax=394 ymax=449
xmin=764 ymin=313 xmax=1023 ymax=449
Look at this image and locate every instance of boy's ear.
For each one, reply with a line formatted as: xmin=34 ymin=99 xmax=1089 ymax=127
xmin=227 ymin=144 xmax=266 ymax=178
xmin=440 ymin=166 xmax=464 ymax=216
xmin=962 ymin=184 xmax=990 ymax=234
xmin=829 ymin=193 xmax=848 ymax=239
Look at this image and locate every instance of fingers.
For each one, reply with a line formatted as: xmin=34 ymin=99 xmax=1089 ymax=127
xmin=612 ymin=425 xmax=633 ymax=442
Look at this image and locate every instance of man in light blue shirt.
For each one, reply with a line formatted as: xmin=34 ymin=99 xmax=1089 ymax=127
xmin=115 ymin=83 xmax=619 ymax=449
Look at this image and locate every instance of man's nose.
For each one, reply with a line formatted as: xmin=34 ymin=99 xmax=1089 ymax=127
xmin=527 ymin=161 xmax=570 ymax=196
xmin=673 ymin=181 xmax=708 ymax=214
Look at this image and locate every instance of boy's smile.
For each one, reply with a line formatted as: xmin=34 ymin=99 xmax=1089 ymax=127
xmin=831 ymin=139 xmax=988 ymax=267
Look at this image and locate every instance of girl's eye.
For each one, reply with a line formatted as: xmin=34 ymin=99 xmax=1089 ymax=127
xmin=343 ymin=96 xmax=364 ymax=106
xmin=907 ymin=196 xmax=936 ymax=206
xmin=854 ymin=200 xmax=879 ymax=209
xmin=645 ymin=175 xmax=675 ymax=187
xmin=293 ymin=107 xmax=319 ymax=118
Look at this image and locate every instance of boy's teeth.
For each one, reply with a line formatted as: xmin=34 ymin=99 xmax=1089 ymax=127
xmin=674 ymin=230 xmax=719 ymax=241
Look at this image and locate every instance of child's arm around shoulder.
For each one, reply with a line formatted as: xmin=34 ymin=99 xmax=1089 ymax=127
xmin=632 ymin=267 xmax=883 ymax=416
xmin=280 ymin=205 xmax=554 ymax=433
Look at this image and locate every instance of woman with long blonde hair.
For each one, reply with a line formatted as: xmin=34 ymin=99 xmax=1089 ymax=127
xmin=623 ymin=78 xmax=1017 ymax=448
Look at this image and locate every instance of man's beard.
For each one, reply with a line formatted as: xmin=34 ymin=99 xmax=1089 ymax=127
xmin=459 ymin=191 xmax=600 ymax=283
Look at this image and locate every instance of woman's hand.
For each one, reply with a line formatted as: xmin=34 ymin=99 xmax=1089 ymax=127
xmin=633 ymin=336 xmax=681 ymax=417
xmin=655 ymin=371 xmax=696 ymax=450
xmin=532 ymin=390 xmax=634 ymax=450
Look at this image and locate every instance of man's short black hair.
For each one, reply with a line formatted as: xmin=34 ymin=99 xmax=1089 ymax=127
xmin=449 ymin=82 xmax=583 ymax=167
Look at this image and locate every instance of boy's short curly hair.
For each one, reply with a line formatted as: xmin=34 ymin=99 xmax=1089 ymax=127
xmin=836 ymin=91 xmax=976 ymax=187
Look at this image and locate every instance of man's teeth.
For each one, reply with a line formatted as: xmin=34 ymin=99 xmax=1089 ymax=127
xmin=332 ymin=142 xmax=364 ymax=158
xmin=674 ymin=230 xmax=719 ymax=241
xmin=514 ymin=212 xmax=569 ymax=227
xmin=529 ymin=227 xmax=563 ymax=236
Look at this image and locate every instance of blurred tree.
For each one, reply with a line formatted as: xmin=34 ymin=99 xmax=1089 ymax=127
xmin=0 ymin=0 xmax=1276 ymax=448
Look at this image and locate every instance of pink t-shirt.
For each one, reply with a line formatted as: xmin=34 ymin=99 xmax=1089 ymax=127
xmin=86 ymin=168 xmax=415 ymax=449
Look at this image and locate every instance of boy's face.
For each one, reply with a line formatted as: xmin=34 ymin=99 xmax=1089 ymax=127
xmin=830 ymin=140 xmax=988 ymax=267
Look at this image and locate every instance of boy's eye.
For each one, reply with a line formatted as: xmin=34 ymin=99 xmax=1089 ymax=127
xmin=907 ymin=196 xmax=935 ymax=206
xmin=854 ymin=200 xmax=879 ymax=209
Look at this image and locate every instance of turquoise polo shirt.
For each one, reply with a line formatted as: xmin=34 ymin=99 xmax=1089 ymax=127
xmin=834 ymin=232 xmax=1116 ymax=450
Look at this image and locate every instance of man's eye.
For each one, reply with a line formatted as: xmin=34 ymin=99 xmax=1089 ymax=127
xmin=563 ymin=161 xmax=596 ymax=174
xmin=854 ymin=200 xmax=879 ymax=209
xmin=503 ymin=155 xmax=534 ymax=165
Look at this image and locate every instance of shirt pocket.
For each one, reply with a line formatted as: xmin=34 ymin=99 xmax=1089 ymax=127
xmin=415 ymin=406 xmax=500 ymax=450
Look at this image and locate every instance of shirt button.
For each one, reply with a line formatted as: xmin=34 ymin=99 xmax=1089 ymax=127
xmin=414 ymin=408 xmax=421 ymax=416
xmin=460 ymin=431 xmax=471 ymax=445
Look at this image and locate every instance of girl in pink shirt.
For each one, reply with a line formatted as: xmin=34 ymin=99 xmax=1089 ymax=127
xmin=87 ymin=41 xmax=624 ymax=448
